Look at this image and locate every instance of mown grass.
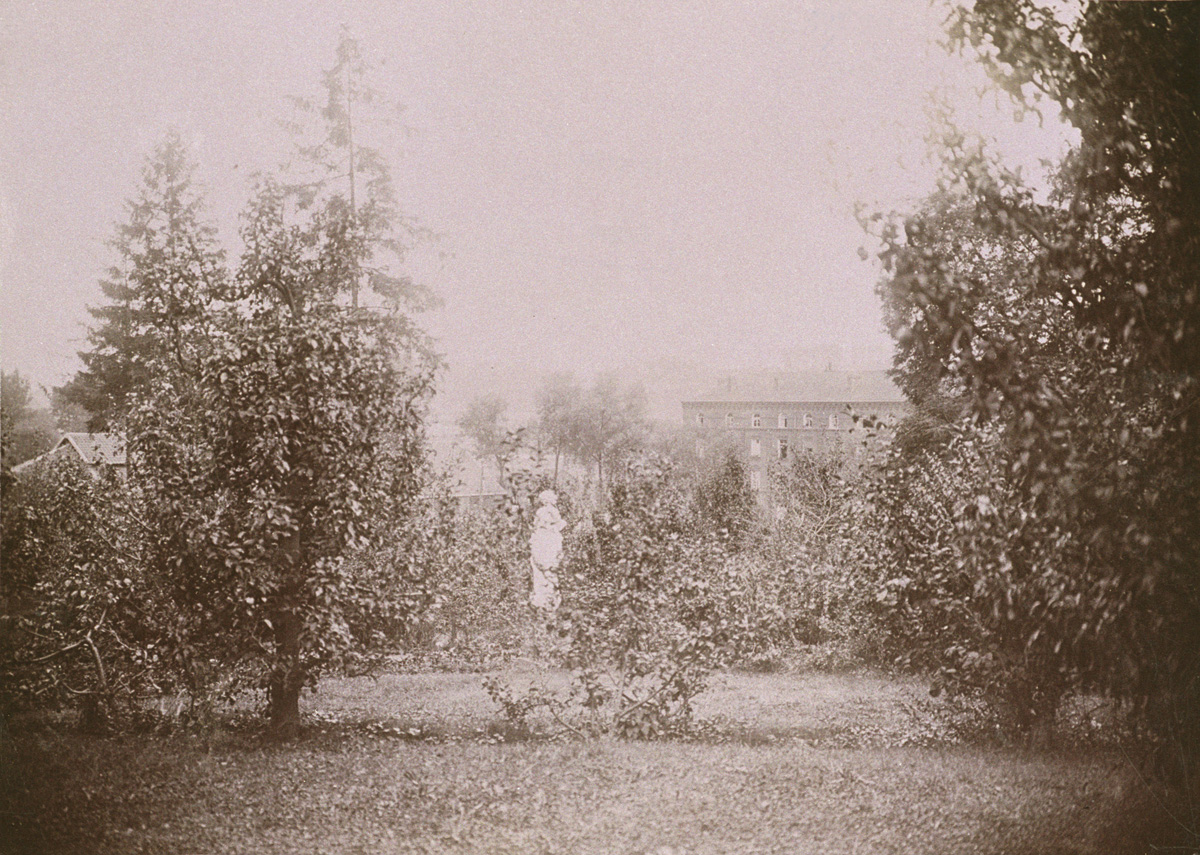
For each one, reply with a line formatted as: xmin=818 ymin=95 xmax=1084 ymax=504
xmin=0 ymin=668 xmax=1179 ymax=854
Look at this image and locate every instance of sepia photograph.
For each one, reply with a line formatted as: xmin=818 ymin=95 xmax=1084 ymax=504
xmin=2 ymin=1 xmax=1198 ymax=852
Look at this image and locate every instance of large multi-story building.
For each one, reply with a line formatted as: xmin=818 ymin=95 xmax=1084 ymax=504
xmin=682 ymin=370 xmax=907 ymax=502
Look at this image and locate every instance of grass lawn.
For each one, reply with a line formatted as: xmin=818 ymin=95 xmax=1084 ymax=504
xmin=0 ymin=668 xmax=1170 ymax=854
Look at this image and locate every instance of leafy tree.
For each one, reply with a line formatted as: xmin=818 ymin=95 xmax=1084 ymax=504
xmin=534 ymin=373 xmax=647 ymax=487
xmin=578 ymin=374 xmax=648 ymax=487
xmin=456 ymin=393 xmax=508 ymax=471
xmin=2 ymin=370 xmax=54 ymax=475
xmin=869 ymin=0 xmax=1200 ymax=783
xmin=2 ymin=370 xmax=33 ymax=450
xmin=140 ymin=239 xmax=428 ymax=737
xmin=536 ymin=372 xmax=583 ymax=483
xmin=123 ymin=35 xmax=436 ymax=736
xmin=56 ymin=131 xmax=227 ymax=429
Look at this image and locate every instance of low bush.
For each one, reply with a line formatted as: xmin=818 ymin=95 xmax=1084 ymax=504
xmin=485 ymin=454 xmax=769 ymax=737
xmin=868 ymin=430 xmax=1102 ymax=739
xmin=1 ymin=457 xmax=173 ymax=730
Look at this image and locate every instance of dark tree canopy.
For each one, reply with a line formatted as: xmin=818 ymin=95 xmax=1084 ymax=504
xmin=20 ymin=34 xmax=438 ymax=738
xmin=870 ymin=0 xmax=1200 ymax=768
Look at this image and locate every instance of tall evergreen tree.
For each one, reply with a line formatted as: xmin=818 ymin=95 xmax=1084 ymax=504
xmin=57 ymin=131 xmax=226 ymax=429
xmin=280 ymin=28 xmax=434 ymax=313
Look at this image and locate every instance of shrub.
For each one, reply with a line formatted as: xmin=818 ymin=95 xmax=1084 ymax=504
xmin=423 ymin=500 xmax=530 ymax=661
xmin=0 ymin=458 xmax=172 ymax=730
xmin=869 ymin=430 xmax=1097 ymax=738
xmin=755 ymin=451 xmax=887 ymax=661
xmin=487 ymin=454 xmax=761 ymax=738
xmin=692 ymin=449 xmax=757 ymax=546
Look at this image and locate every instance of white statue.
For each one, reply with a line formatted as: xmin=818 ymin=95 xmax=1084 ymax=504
xmin=529 ymin=489 xmax=564 ymax=611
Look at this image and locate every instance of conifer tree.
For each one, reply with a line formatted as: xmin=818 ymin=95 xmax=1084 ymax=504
xmin=58 ymin=131 xmax=226 ymax=429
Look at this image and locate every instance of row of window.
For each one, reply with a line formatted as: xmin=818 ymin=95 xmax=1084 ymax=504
xmin=697 ymin=412 xmax=839 ymax=429
xmin=749 ymin=437 xmax=802 ymax=459
xmin=696 ymin=437 xmax=820 ymax=463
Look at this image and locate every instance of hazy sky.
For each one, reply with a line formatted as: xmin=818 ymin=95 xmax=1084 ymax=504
xmin=0 ymin=1 xmax=1072 ymax=413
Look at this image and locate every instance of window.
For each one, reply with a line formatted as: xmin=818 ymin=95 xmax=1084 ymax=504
xmin=696 ymin=413 xmax=705 ymax=427
xmin=749 ymin=438 xmax=761 ymax=458
xmin=778 ymin=438 xmax=788 ymax=460
xmin=803 ymin=413 xmax=813 ymax=428
xmin=749 ymin=470 xmax=761 ymax=491
xmin=752 ymin=412 xmax=762 ymax=428
xmin=726 ymin=413 xmax=735 ymax=427
xmin=777 ymin=413 xmax=788 ymax=429
xmin=828 ymin=413 xmax=839 ymax=430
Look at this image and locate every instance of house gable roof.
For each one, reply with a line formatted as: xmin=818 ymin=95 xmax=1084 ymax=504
xmin=57 ymin=433 xmax=127 ymax=466
xmin=684 ymin=370 xmax=905 ymax=405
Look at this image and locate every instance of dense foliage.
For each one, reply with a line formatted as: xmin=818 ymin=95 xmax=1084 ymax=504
xmin=868 ymin=0 xmax=1199 ymax=781
xmin=6 ymin=33 xmax=437 ymax=736
xmin=0 ymin=458 xmax=169 ymax=730
xmin=129 ymin=304 xmax=432 ymax=734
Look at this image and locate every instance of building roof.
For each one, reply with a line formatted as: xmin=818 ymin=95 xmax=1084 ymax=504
xmin=10 ymin=432 xmax=126 ymax=476
xmin=684 ymin=370 xmax=905 ymax=405
xmin=57 ymin=432 xmax=127 ymax=466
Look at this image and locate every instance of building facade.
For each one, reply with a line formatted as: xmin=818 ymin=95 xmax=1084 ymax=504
xmin=682 ymin=370 xmax=907 ymax=505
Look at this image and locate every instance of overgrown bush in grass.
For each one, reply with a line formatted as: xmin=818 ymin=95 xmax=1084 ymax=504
xmin=733 ymin=449 xmax=888 ymax=666
xmin=423 ymin=501 xmax=530 ymax=661
xmin=0 ymin=457 xmax=173 ymax=730
xmin=868 ymin=424 xmax=1104 ymax=739
xmin=486 ymin=453 xmax=767 ymax=738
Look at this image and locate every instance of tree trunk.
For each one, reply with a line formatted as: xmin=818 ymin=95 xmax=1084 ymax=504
xmin=269 ymin=483 xmax=309 ymax=738
xmin=268 ymin=610 xmax=305 ymax=738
